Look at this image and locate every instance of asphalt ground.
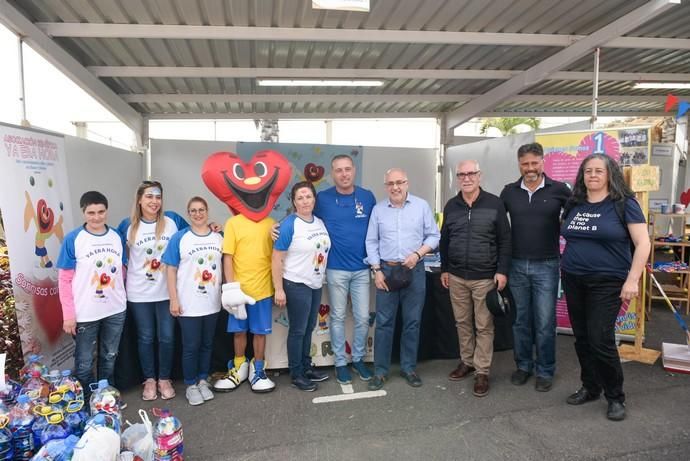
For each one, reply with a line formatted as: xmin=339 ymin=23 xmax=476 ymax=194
xmin=120 ymin=306 xmax=690 ymax=461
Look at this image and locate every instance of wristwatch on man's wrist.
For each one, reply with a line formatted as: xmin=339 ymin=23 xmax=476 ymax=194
xmin=371 ymin=266 xmax=381 ymax=274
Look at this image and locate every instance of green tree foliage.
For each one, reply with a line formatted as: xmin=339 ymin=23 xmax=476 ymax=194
xmin=479 ymin=117 xmax=541 ymax=136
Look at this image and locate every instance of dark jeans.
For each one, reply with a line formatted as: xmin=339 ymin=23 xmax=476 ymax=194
xmin=178 ymin=313 xmax=219 ymax=385
xmin=74 ymin=310 xmax=126 ymax=395
xmin=509 ymin=258 xmax=560 ymax=378
xmin=284 ymin=279 xmax=321 ymax=378
xmin=129 ymin=300 xmax=175 ymax=380
xmin=562 ymin=271 xmax=625 ymax=403
xmin=374 ymin=261 xmax=426 ymax=376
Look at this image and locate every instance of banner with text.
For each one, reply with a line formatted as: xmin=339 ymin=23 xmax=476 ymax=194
xmin=0 ymin=124 xmax=75 ymax=369
xmin=536 ymin=127 xmax=651 ymax=338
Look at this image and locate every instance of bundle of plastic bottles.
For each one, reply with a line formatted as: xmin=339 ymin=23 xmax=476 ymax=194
xmin=0 ymin=355 xmax=187 ymax=460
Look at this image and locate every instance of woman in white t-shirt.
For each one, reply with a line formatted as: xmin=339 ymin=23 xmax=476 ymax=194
xmin=117 ymin=180 xmax=188 ymax=401
xmin=272 ymin=181 xmax=331 ymax=392
xmin=162 ymin=196 xmax=223 ymax=406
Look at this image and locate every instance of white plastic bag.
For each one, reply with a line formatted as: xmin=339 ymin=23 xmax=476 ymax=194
xmin=72 ymin=425 xmax=121 ymax=461
xmin=121 ymin=409 xmax=154 ymax=461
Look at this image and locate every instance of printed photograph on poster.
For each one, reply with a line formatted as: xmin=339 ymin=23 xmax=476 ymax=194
xmin=0 ymin=124 xmax=76 ymax=369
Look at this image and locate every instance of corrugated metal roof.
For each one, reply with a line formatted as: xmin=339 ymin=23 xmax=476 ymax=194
xmin=4 ymin=0 xmax=690 ymax=122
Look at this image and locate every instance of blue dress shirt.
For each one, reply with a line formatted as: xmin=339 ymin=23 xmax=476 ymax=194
xmin=365 ymin=193 xmax=440 ymax=265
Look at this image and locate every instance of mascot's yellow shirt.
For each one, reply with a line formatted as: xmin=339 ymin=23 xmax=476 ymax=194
xmin=222 ymin=214 xmax=275 ymax=300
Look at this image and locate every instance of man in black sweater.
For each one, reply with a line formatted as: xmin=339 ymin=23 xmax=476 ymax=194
xmin=500 ymin=142 xmax=571 ymax=392
xmin=440 ymin=159 xmax=511 ymax=398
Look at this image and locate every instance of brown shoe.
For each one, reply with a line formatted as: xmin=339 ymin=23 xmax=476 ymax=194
xmin=473 ymin=374 xmax=489 ymax=397
xmin=448 ymin=363 xmax=475 ymax=381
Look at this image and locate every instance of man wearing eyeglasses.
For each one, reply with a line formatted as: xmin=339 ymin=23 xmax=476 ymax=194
xmin=499 ymin=143 xmax=571 ymax=392
xmin=365 ymin=168 xmax=440 ymax=390
xmin=440 ymin=160 xmax=511 ymax=398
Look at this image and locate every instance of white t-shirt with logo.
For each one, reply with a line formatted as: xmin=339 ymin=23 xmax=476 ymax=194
xmin=117 ymin=211 xmax=188 ymax=302
xmin=274 ymin=214 xmax=331 ymax=289
xmin=161 ymin=228 xmax=223 ymax=317
xmin=57 ymin=225 xmax=126 ymax=322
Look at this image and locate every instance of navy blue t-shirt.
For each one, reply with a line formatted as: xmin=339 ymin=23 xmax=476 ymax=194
xmin=314 ymin=186 xmax=376 ymax=271
xmin=561 ymin=197 xmax=646 ymax=279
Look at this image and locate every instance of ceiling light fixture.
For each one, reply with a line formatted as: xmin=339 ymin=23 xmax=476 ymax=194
xmin=257 ymin=79 xmax=385 ymax=87
xmin=633 ymin=82 xmax=690 ymax=90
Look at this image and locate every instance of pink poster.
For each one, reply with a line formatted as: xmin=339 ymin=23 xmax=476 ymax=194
xmin=537 ymin=128 xmax=648 ymax=336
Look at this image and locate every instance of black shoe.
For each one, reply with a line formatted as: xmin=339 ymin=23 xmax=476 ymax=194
xmin=510 ymin=369 xmax=532 ymax=385
xmin=535 ymin=377 xmax=553 ymax=392
xmin=566 ymin=387 xmax=600 ymax=405
xmin=304 ymin=368 xmax=330 ymax=382
xmin=291 ymin=375 xmax=317 ymax=392
xmin=400 ymin=371 xmax=423 ymax=388
xmin=368 ymin=375 xmax=385 ymax=391
xmin=607 ymin=401 xmax=626 ymax=421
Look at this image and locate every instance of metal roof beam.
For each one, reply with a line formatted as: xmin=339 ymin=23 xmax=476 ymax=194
xmin=36 ymin=22 xmax=690 ymax=50
xmin=146 ymin=112 xmax=439 ymax=120
xmin=445 ymin=0 xmax=680 ymax=130
xmin=143 ymin=110 xmax=668 ymax=120
xmin=122 ymin=93 xmax=668 ymax=104
xmin=88 ymin=66 xmax=690 ymax=83
xmin=0 ymin=1 xmax=145 ymax=142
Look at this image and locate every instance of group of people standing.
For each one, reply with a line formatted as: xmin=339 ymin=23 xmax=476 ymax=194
xmin=440 ymin=143 xmax=649 ymax=422
xmin=56 ymin=144 xmax=649 ymax=422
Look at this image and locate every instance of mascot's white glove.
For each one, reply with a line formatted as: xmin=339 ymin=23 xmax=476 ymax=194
xmin=221 ymin=282 xmax=255 ymax=320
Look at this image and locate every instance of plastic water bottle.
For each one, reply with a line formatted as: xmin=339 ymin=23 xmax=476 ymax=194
xmin=9 ymin=394 xmax=35 ymax=460
xmin=21 ymin=371 xmax=50 ymax=404
xmin=39 ymin=411 xmax=71 ymax=446
xmin=83 ymin=412 xmax=121 ymax=434
xmin=46 ymin=370 xmax=61 ymax=391
xmin=19 ymin=355 xmax=48 ymax=382
xmin=31 ymin=434 xmax=79 ymax=461
xmin=0 ymin=376 xmax=20 ymax=406
xmin=88 ymin=379 xmax=121 ymax=416
xmin=64 ymin=400 xmax=88 ymax=437
xmin=0 ymin=407 xmax=13 ymax=461
xmin=31 ymin=405 xmax=56 ymax=449
xmin=58 ymin=370 xmax=84 ymax=402
xmin=153 ymin=408 xmax=184 ymax=461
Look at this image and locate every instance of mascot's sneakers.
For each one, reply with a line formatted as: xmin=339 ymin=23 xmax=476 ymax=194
xmin=249 ymin=359 xmax=276 ymax=393
xmin=213 ymin=361 xmax=249 ymax=392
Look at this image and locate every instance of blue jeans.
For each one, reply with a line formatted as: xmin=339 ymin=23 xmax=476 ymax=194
xmin=74 ymin=310 xmax=126 ymax=393
xmin=284 ymin=279 xmax=321 ymax=378
xmin=373 ymin=262 xmax=425 ymax=376
xmin=326 ymin=269 xmax=371 ymax=366
xmin=178 ymin=313 xmax=219 ymax=385
xmin=509 ymin=258 xmax=560 ymax=378
xmin=129 ymin=301 xmax=175 ymax=380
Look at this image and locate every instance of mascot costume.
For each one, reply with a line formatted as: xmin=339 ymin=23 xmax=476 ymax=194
xmin=202 ymin=150 xmax=291 ymax=393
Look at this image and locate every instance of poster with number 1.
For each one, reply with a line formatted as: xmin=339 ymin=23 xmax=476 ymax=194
xmin=536 ymin=127 xmax=651 ymax=339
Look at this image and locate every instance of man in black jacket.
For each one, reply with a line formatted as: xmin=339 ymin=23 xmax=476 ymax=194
xmin=440 ymin=160 xmax=511 ymax=398
xmin=500 ymin=143 xmax=571 ymax=392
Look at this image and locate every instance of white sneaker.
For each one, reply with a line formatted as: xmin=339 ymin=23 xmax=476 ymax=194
xmin=186 ymin=385 xmax=204 ymax=406
xmin=249 ymin=359 xmax=276 ymax=393
xmin=198 ymin=379 xmax=215 ymax=401
xmin=212 ymin=361 xmax=248 ymax=392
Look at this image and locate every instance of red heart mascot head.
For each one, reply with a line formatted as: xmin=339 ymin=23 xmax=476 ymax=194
xmin=37 ymin=199 xmax=55 ymax=232
xmin=202 ymin=150 xmax=292 ymax=222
